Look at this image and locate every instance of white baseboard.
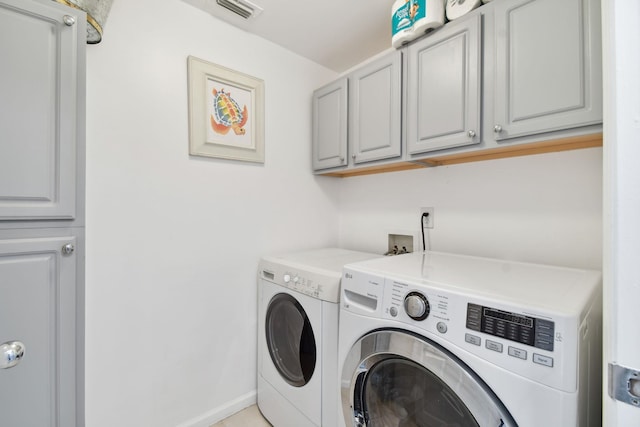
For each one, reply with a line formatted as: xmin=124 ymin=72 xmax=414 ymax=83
xmin=176 ymin=390 xmax=257 ymax=427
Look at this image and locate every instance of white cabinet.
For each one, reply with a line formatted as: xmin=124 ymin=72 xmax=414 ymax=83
xmin=407 ymin=14 xmax=482 ymax=154
xmin=491 ymin=0 xmax=602 ymax=141
xmin=312 ymin=51 xmax=402 ymax=172
xmin=0 ymin=0 xmax=85 ymax=425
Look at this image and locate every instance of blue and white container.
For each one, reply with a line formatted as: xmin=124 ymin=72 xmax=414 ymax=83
xmin=392 ymin=0 xmax=445 ymax=49
xmin=391 ymin=0 xmax=414 ymax=48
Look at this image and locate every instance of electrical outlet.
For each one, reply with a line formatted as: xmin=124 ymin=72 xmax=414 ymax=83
xmin=420 ymin=207 xmax=434 ymax=229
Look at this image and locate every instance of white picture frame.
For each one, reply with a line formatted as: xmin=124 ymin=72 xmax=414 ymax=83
xmin=187 ymin=55 xmax=265 ymax=163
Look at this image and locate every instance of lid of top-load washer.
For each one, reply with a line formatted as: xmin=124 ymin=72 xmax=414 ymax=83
xmin=342 ymin=251 xmax=602 ymax=316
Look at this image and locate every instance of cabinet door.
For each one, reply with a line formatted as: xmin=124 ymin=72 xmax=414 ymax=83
xmin=0 ymin=0 xmax=83 ymax=220
xmin=312 ymin=79 xmax=348 ymax=171
xmin=349 ymin=51 xmax=402 ymax=164
xmin=493 ymin=0 xmax=602 ymax=140
xmin=407 ymin=14 xmax=482 ymax=155
xmin=0 ymin=233 xmax=78 ymax=426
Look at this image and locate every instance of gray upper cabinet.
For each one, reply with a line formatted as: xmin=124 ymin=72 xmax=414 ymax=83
xmin=349 ymin=51 xmax=402 ymax=164
xmin=312 ymin=78 xmax=348 ymax=170
xmin=407 ymin=14 xmax=482 ymax=154
xmin=312 ymin=50 xmax=402 ymax=172
xmin=312 ymin=0 xmax=602 ymax=176
xmin=0 ymin=0 xmax=82 ymax=220
xmin=492 ymin=0 xmax=602 ymax=141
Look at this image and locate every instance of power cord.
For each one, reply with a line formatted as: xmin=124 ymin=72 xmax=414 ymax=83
xmin=421 ymin=212 xmax=430 ymax=251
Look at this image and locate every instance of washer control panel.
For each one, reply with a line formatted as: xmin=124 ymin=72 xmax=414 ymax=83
xmin=260 ymin=267 xmax=341 ymax=303
xmin=360 ymin=275 xmax=577 ymax=393
xmin=466 ymin=303 xmax=555 ymax=352
xmin=383 ymin=280 xmax=451 ymax=328
xmin=341 ymin=254 xmax=600 ymax=394
xmin=260 ymin=249 xmax=381 ymax=304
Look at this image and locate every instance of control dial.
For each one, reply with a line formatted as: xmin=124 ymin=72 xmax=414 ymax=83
xmin=404 ymin=292 xmax=430 ymax=321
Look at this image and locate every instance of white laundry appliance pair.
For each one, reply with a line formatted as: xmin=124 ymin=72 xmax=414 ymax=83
xmin=338 ymin=251 xmax=602 ymax=427
xmin=257 ymin=248 xmax=381 ymax=427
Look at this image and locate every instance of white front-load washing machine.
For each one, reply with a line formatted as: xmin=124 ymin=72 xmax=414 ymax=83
xmin=257 ymin=248 xmax=381 ymax=427
xmin=338 ymin=251 xmax=602 ymax=427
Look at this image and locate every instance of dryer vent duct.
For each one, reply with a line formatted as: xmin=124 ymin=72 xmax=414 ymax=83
xmin=216 ymin=0 xmax=263 ymax=19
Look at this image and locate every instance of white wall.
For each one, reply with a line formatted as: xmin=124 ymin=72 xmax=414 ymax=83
xmin=339 ymin=148 xmax=603 ymax=270
xmin=84 ymin=1 xmax=603 ymax=426
xmin=84 ymin=1 xmax=340 ymax=426
xmin=602 ymin=0 xmax=640 ymax=424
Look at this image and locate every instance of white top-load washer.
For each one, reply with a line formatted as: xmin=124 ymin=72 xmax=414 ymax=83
xmin=338 ymin=251 xmax=602 ymax=427
xmin=257 ymin=248 xmax=381 ymax=427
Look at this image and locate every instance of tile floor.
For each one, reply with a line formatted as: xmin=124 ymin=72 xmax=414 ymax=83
xmin=210 ymin=405 xmax=272 ymax=427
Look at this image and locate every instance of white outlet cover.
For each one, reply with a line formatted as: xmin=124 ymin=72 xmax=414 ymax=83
xmin=420 ymin=207 xmax=434 ymax=229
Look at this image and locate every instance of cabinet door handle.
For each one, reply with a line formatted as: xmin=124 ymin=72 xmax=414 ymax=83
xmin=494 ymin=125 xmax=503 ymax=133
xmin=1 ymin=341 xmax=25 ymax=369
xmin=467 ymin=130 xmax=476 ymax=138
xmin=63 ymin=15 xmax=76 ymax=26
xmin=62 ymin=244 xmax=75 ymax=255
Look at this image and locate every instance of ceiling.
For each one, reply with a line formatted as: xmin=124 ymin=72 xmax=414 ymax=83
xmin=181 ymin=0 xmax=393 ymax=73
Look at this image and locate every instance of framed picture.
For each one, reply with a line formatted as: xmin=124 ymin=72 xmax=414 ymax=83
xmin=187 ymin=56 xmax=265 ymax=163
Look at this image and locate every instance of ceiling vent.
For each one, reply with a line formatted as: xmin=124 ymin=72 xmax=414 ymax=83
xmin=216 ymin=0 xmax=263 ymax=19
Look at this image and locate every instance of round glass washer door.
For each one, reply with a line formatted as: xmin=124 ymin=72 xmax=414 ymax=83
xmin=265 ymin=293 xmax=316 ymax=387
xmin=341 ymin=329 xmax=517 ymax=427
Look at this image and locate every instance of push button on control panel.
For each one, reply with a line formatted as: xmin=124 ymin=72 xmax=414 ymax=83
xmin=533 ymin=353 xmax=554 ymax=367
xmin=465 ymin=333 xmax=481 ymax=346
xmin=534 ymin=319 xmax=555 ymax=351
xmin=485 ymin=340 xmax=503 ymax=353
xmin=508 ymin=346 xmax=528 ymax=360
xmin=466 ymin=304 xmax=482 ymax=331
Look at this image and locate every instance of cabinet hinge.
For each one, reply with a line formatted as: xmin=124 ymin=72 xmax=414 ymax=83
xmin=609 ymin=363 xmax=640 ymax=407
